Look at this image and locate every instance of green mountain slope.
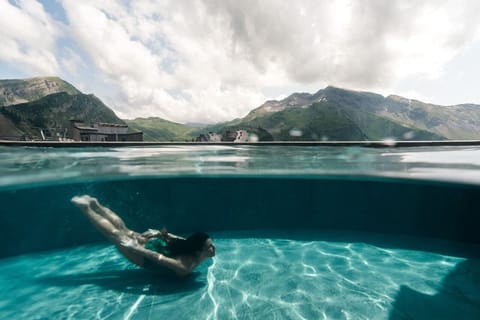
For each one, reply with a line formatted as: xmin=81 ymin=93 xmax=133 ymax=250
xmin=0 ymin=113 xmax=23 ymax=137
xmin=204 ymin=100 xmax=442 ymax=141
xmin=124 ymin=117 xmax=196 ymax=141
xmin=0 ymin=92 xmax=124 ymax=137
xmin=309 ymin=86 xmax=480 ymax=139
xmin=232 ymin=86 xmax=479 ymax=141
xmin=0 ymin=77 xmax=80 ymax=106
xmin=379 ymin=96 xmax=480 ymax=139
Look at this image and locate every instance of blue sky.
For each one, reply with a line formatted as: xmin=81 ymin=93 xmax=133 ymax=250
xmin=1 ymin=0 xmax=480 ymax=123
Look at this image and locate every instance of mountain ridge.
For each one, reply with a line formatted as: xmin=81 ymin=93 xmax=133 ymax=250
xmin=0 ymin=77 xmax=128 ymax=139
xmin=1 ymin=77 xmax=479 ymax=141
xmin=0 ymin=77 xmax=80 ymax=106
xmin=240 ymin=86 xmax=480 ymax=140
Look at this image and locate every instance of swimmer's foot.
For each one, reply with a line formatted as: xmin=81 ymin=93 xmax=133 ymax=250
xmin=71 ymin=195 xmax=95 ymax=210
xmin=90 ymin=197 xmax=101 ymax=210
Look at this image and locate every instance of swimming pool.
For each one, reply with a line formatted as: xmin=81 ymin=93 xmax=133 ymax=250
xmin=0 ymin=145 xmax=479 ymax=319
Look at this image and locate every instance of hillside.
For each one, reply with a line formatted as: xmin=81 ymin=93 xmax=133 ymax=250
xmin=241 ymin=86 xmax=480 ymax=140
xmin=0 ymin=77 xmax=80 ymax=106
xmin=124 ymin=117 xmax=197 ymax=141
xmin=201 ymin=99 xmax=442 ymax=141
xmin=380 ymin=96 xmax=480 ymax=139
xmin=0 ymin=92 xmax=124 ymax=138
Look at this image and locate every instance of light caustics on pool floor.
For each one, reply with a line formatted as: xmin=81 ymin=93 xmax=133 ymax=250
xmin=0 ymin=236 xmax=479 ymax=320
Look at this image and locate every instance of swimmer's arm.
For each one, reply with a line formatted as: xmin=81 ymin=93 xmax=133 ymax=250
xmin=166 ymin=233 xmax=186 ymax=240
xmin=141 ymin=228 xmax=186 ymax=240
xmin=153 ymin=254 xmax=192 ymax=277
xmin=160 ymin=227 xmax=186 ymax=240
xmin=121 ymin=242 xmax=191 ymax=276
xmin=141 ymin=229 xmax=162 ymax=239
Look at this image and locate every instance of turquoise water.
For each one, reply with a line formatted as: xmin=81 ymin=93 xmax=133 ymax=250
xmin=0 ymin=145 xmax=479 ymax=319
xmin=1 ymin=145 xmax=480 ymax=189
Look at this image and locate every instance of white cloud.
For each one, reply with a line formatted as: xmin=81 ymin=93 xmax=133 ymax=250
xmin=383 ymin=1 xmax=480 ymax=80
xmin=0 ymin=0 xmax=60 ymax=75
xmin=59 ymin=48 xmax=85 ymax=76
xmin=2 ymin=0 xmax=480 ymax=122
xmin=60 ymin=0 xmax=271 ymax=123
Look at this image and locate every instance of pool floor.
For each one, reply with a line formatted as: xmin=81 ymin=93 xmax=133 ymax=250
xmin=0 ymin=233 xmax=479 ymax=319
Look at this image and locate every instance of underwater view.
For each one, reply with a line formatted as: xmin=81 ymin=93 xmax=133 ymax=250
xmin=0 ymin=145 xmax=479 ymax=319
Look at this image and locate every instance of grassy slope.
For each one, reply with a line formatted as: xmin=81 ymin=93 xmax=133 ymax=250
xmin=200 ymin=101 xmax=444 ymax=141
xmin=125 ymin=117 xmax=197 ymax=141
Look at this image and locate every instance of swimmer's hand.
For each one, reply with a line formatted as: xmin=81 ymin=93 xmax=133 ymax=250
xmin=141 ymin=229 xmax=161 ymax=238
xmin=120 ymin=238 xmax=140 ymax=249
xmin=160 ymin=227 xmax=171 ymax=241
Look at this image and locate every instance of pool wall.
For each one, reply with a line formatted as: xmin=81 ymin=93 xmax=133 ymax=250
xmin=0 ymin=177 xmax=479 ymax=258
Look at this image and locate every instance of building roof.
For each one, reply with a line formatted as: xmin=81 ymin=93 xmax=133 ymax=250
xmin=74 ymin=126 xmax=98 ymax=131
xmin=97 ymin=123 xmax=128 ymax=127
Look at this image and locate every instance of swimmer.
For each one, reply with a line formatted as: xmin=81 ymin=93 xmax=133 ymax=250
xmin=71 ymin=195 xmax=215 ymax=277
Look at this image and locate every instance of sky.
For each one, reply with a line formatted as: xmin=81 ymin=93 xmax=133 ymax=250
xmin=1 ymin=0 xmax=480 ymax=124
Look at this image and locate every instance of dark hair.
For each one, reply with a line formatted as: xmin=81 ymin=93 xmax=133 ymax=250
xmin=168 ymin=232 xmax=210 ymax=256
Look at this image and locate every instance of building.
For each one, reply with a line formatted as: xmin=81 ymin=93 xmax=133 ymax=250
xmin=222 ymin=130 xmax=249 ymax=142
xmin=195 ymin=131 xmax=222 ymax=142
xmin=196 ymin=129 xmax=249 ymax=142
xmin=70 ymin=120 xmax=143 ymax=141
xmin=234 ymin=130 xmax=248 ymax=142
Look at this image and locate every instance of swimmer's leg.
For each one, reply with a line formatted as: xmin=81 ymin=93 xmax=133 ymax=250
xmin=73 ymin=195 xmax=147 ymax=243
xmin=71 ymin=195 xmax=127 ymax=243
xmin=72 ymin=196 xmax=144 ymax=267
xmin=88 ymin=197 xmax=128 ymax=231
xmin=72 ymin=195 xmax=148 ymax=267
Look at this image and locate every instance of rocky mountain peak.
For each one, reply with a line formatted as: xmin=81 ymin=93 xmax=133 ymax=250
xmin=0 ymin=76 xmax=80 ymax=106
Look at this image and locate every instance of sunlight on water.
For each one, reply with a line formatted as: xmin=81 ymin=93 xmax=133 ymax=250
xmin=0 ymin=235 xmax=478 ymax=320
xmin=395 ymin=149 xmax=480 ymax=166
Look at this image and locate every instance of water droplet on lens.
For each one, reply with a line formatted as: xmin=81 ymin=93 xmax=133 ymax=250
xmin=289 ymin=129 xmax=302 ymax=137
xmin=381 ymin=137 xmax=397 ymax=147
xmin=248 ymin=134 xmax=259 ymax=142
xmin=403 ymin=131 xmax=415 ymax=140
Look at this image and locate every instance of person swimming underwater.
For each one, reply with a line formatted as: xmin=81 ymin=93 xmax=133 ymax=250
xmin=71 ymin=195 xmax=215 ymax=277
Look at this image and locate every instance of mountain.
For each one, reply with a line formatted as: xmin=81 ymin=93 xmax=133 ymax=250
xmin=0 ymin=77 xmax=80 ymax=106
xmin=197 ymin=87 xmax=448 ymax=141
xmin=378 ymin=96 xmax=480 ymax=139
xmin=124 ymin=117 xmax=196 ymax=141
xmin=0 ymin=77 xmax=129 ymax=139
xmin=213 ymin=86 xmax=479 ymax=141
xmin=1 ymin=92 xmax=125 ymax=137
xmin=1 ymin=77 xmax=479 ymax=141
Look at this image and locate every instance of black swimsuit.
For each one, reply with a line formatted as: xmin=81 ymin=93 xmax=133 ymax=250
xmin=143 ymin=238 xmax=175 ymax=272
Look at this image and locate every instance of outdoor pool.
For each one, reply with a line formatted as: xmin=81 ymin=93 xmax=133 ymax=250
xmin=0 ymin=145 xmax=479 ymax=319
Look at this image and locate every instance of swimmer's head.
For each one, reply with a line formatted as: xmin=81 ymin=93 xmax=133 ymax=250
xmin=202 ymin=237 xmax=216 ymax=258
xmin=187 ymin=232 xmax=215 ymax=258
xmin=169 ymin=232 xmax=215 ymax=258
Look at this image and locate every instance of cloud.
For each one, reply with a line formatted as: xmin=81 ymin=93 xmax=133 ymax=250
xmin=203 ymin=0 xmax=480 ymax=85
xmin=60 ymin=0 xmax=270 ymax=122
xmin=2 ymin=0 xmax=480 ymax=123
xmin=0 ymin=0 xmax=60 ymax=75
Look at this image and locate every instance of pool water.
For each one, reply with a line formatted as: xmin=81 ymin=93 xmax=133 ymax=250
xmin=0 ymin=145 xmax=479 ymax=319
xmin=1 ymin=233 xmax=479 ymax=319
